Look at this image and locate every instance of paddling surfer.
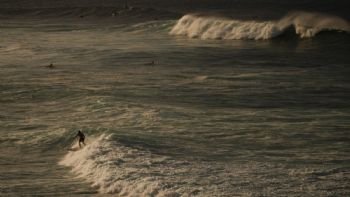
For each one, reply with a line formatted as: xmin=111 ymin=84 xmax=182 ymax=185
xmin=75 ymin=130 xmax=86 ymax=148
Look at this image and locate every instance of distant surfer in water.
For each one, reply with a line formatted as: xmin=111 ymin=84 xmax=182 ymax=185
xmin=145 ymin=60 xmax=155 ymax=66
xmin=45 ymin=63 xmax=55 ymax=69
xmin=75 ymin=130 xmax=86 ymax=148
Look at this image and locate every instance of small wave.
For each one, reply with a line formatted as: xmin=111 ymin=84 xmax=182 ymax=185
xmin=170 ymin=11 xmax=350 ymax=40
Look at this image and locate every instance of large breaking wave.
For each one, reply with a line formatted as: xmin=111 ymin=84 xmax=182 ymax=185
xmin=58 ymin=133 xmax=345 ymax=196
xmin=60 ymin=134 xmax=212 ymax=196
xmin=170 ymin=12 xmax=350 ymax=40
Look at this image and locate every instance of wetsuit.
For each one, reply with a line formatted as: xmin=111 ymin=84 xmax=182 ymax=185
xmin=76 ymin=131 xmax=85 ymax=147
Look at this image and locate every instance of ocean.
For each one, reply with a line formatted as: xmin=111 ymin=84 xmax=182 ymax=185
xmin=0 ymin=3 xmax=350 ymax=196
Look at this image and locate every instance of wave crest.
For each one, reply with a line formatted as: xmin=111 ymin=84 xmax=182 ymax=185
xmin=170 ymin=12 xmax=350 ymax=40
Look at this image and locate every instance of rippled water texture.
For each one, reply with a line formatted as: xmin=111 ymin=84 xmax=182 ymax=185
xmin=0 ymin=17 xmax=350 ymax=196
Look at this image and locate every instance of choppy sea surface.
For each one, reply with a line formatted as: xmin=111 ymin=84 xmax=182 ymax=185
xmin=1 ymin=12 xmax=350 ymax=196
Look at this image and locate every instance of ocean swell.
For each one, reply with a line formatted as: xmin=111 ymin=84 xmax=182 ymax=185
xmin=170 ymin=11 xmax=350 ymax=40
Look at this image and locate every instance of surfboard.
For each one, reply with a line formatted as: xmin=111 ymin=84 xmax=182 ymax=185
xmin=67 ymin=147 xmax=80 ymax=151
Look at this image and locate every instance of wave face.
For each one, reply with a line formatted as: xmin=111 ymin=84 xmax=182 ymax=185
xmin=170 ymin=11 xmax=350 ymax=40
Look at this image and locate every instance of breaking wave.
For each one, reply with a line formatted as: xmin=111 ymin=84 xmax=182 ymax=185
xmin=58 ymin=133 xmax=343 ymax=196
xmin=60 ymin=134 xmax=267 ymax=196
xmin=59 ymin=134 xmax=194 ymax=196
xmin=170 ymin=12 xmax=350 ymax=40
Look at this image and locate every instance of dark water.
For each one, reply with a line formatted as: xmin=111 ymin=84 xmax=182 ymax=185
xmin=0 ymin=7 xmax=350 ymax=197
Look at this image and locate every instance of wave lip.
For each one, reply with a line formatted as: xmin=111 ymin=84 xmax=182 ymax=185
xmin=170 ymin=12 xmax=350 ymax=40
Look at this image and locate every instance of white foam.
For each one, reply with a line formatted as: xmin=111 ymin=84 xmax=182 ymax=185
xmin=59 ymin=134 xmax=179 ymax=196
xmin=170 ymin=12 xmax=350 ymax=40
xmin=194 ymin=75 xmax=208 ymax=81
xmin=59 ymin=134 xmax=347 ymax=196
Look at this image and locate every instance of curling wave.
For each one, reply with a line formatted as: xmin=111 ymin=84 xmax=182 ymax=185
xmin=170 ymin=11 xmax=350 ymax=40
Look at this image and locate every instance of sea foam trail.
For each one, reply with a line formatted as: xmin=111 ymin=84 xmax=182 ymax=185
xmin=170 ymin=11 xmax=350 ymax=40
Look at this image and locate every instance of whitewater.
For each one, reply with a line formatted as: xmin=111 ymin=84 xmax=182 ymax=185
xmin=170 ymin=12 xmax=350 ymax=40
xmin=1 ymin=8 xmax=350 ymax=196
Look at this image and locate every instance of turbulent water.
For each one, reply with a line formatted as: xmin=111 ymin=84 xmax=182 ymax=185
xmin=1 ymin=8 xmax=350 ymax=197
xmin=171 ymin=12 xmax=350 ymax=40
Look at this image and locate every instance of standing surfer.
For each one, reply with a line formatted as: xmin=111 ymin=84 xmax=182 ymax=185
xmin=75 ymin=130 xmax=86 ymax=148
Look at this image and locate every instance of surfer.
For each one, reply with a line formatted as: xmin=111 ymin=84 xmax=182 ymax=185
xmin=145 ymin=60 xmax=155 ymax=66
xmin=45 ymin=63 xmax=55 ymax=69
xmin=75 ymin=130 xmax=86 ymax=148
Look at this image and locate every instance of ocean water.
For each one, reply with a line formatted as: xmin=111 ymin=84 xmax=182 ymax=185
xmin=1 ymin=11 xmax=350 ymax=196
